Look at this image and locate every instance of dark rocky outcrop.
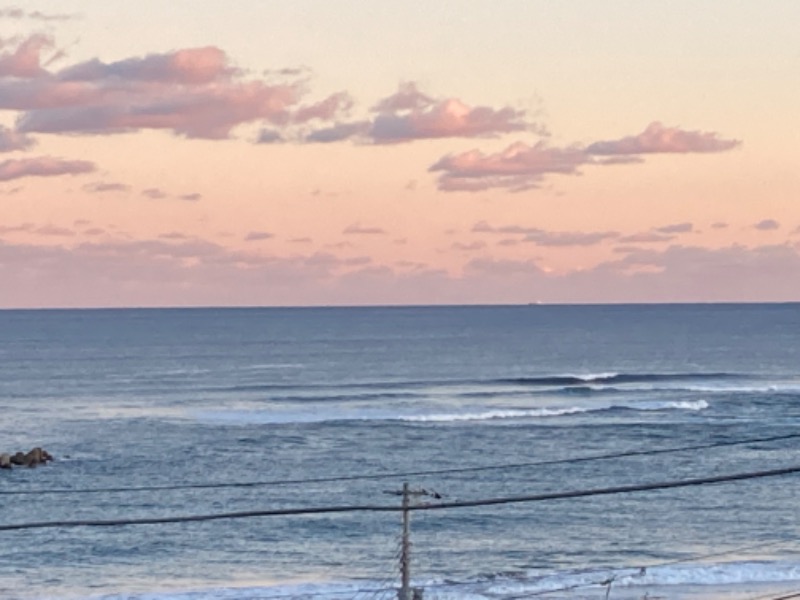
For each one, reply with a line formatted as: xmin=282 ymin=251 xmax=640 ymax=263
xmin=0 ymin=447 xmax=54 ymax=469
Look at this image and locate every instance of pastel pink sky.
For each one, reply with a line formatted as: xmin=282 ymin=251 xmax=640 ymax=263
xmin=1 ymin=1 xmax=799 ymax=308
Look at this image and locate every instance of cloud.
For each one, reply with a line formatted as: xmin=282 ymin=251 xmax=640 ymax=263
xmin=305 ymin=121 xmax=369 ymax=143
xmin=523 ymin=230 xmax=619 ymax=247
xmin=292 ymin=91 xmax=353 ymax=123
xmin=0 ymin=7 xmax=76 ymax=21
xmin=711 ymin=222 xmax=729 ymax=229
xmin=245 ymin=231 xmax=273 ymax=241
xmin=372 ymin=82 xmax=433 ymax=113
xmin=655 ymin=222 xmax=693 ymax=234
xmin=179 ymin=192 xmax=202 ymax=202
xmin=58 ymin=46 xmax=233 ymax=84
xmin=754 ymin=219 xmax=780 ymax=231
xmin=432 ymin=122 xmax=740 ymax=191
xmin=256 ymin=128 xmax=283 ymax=143
xmin=371 ymin=99 xmax=529 ymax=143
xmin=36 ymin=225 xmax=74 ymax=237
xmin=452 ymin=241 xmax=486 ymax=251
xmin=618 ymin=232 xmax=674 ymax=243
xmin=142 ymin=187 xmax=167 ymax=199
xmin=472 ymin=221 xmax=617 ymax=247
xmin=369 ymin=82 xmax=538 ymax=143
xmin=83 ymin=181 xmax=130 ymax=193
xmin=0 ymin=156 xmax=95 ymax=181
xmin=0 ymin=125 xmax=35 ymax=152
xmin=431 ymin=141 xmax=587 ymax=192
xmin=0 ymin=34 xmax=53 ymax=78
xmin=586 ymin=122 xmax=740 ymax=155
xmin=472 ymin=221 xmax=539 ymax=235
xmin=343 ymin=223 xmax=387 ymax=235
xmin=301 ymin=82 xmax=539 ymax=145
xmin=3 ymin=37 xmax=304 ymax=139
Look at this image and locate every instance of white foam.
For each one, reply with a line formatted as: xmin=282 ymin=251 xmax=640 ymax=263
xmin=401 ymin=407 xmax=588 ymax=422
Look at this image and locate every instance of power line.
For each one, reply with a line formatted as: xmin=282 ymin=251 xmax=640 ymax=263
xmin=499 ymin=538 xmax=796 ymax=600
xmin=408 ymin=464 xmax=800 ymax=513
xmin=1 ymin=463 xmax=798 ymax=532
xmin=2 ymin=431 xmax=797 ymax=497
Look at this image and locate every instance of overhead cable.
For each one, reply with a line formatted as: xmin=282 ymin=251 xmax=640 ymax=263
xmin=1 ymin=462 xmax=798 ymax=532
xmin=2 ymin=432 xmax=797 ymax=497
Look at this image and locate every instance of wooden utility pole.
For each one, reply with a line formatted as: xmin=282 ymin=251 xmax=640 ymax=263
xmin=388 ymin=483 xmax=439 ymax=600
xmin=399 ymin=482 xmax=411 ymax=600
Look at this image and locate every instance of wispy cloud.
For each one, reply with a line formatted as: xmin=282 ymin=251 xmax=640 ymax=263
xmin=586 ymin=122 xmax=741 ymax=155
xmin=472 ymin=221 xmax=618 ymax=247
xmin=655 ymin=222 xmax=693 ymax=234
xmin=343 ymin=223 xmax=387 ymax=235
xmin=0 ymin=156 xmax=94 ymax=181
xmin=83 ymin=181 xmax=130 ymax=193
xmin=305 ymin=82 xmax=540 ymax=144
xmin=754 ymin=219 xmax=780 ymax=231
xmin=0 ymin=34 xmax=53 ymax=78
xmin=431 ymin=142 xmax=586 ymax=192
xmin=4 ymin=37 xmax=303 ymax=139
xmin=523 ymin=230 xmax=619 ymax=247
xmin=0 ymin=7 xmax=77 ymax=21
xmin=244 ymin=231 xmax=273 ymax=241
xmin=142 ymin=188 xmax=167 ymax=199
xmin=618 ymin=232 xmax=674 ymax=243
xmin=431 ymin=122 xmax=740 ymax=192
xmin=0 ymin=125 xmax=34 ymax=152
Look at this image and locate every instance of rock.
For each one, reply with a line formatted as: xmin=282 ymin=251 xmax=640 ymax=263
xmin=1 ymin=447 xmax=54 ymax=470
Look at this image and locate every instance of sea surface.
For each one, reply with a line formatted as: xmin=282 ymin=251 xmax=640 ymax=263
xmin=1 ymin=304 xmax=800 ymax=600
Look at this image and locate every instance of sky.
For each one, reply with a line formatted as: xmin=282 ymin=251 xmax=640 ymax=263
xmin=1 ymin=1 xmax=799 ymax=308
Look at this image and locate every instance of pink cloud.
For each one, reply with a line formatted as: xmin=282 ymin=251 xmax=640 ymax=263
xmin=257 ymin=128 xmax=283 ymax=143
xmin=36 ymin=224 xmax=74 ymax=237
xmin=83 ymin=181 xmax=130 ymax=193
xmin=472 ymin=221 xmax=617 ymax=247
xmin=179 ymin=192 xmax=202 ymax=202
xmin=305 ymin=121 xmax=369 ymax=143
xmin=245 ymin=231 xmax=273 ymax=241
xmin=293 ymin=91 xmax=353 ymax=123
xmin=142 ymin=188 xmax=167 ymax=199
xmin=618 ymin=232 xmax=674 ymax=243
xmin=586 ymin=122 xmax=740 ymax=155
xmin=18 ymin=80 xmax=300 ymax=138
xmin=452 ymin=241 xmax=486 ymax=251
xmin=754 ymin=219 xmax=780 ymax=231
xmin=0 ymin=156 xmax=95 ymax=181
xmin=430 ymin=141 xmax=587 ymax=192
xmin=472 ymin=221 xmax=539 ymax=235
xmin=371 ymin=97 xmax=531 ymax=143
xmin=0 ymin=7 xmax=76 ymax=21
xmin=58 ymin=47 xmax=233 ymax=84
xmin=0 ymin=34 xmax=53 ymax=78
xmin=1 ymin=38 xmax=304 ymax=139
xmin=432 ymin=122 xmax=741 ymax=191
xmin=303 ymin=82 xmax=539 ymax=144
xmin=372 ymin=82 xmax=433 ymax=113
xmin=0 ymin=125 xmax=34 ymax=152
xmin=524 ymin=230 xmax=619 ymax=247
xmin=343 ymin=223 xmax=387 ymax=235
xmin=655 ymin=222 xmax=694 ymax=234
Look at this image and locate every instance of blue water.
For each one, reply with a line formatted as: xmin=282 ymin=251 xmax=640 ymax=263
xmin=1 ymin=304 xmax=800 ymax=600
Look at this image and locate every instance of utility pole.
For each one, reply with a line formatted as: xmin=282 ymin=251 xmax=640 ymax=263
xmin=384 ymin=483 xmax=441 ymax=600
xmin=399 ymin=482 xmax=411 ymax=600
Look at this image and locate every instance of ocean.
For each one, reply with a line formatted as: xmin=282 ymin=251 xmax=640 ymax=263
xmin=1 ymin=304 xmax=800 ymax=600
